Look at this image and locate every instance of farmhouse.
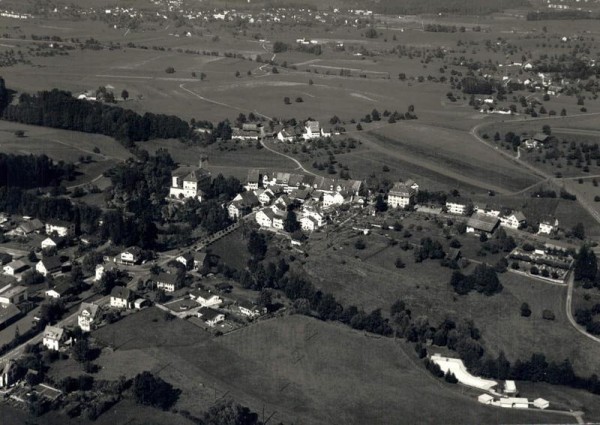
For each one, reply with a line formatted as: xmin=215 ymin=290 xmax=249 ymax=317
xmin=446 ymin=198 xmax=471 ymax=215
xmin=169 ymin=164 xmax=211 ymax=201
xmin=3 ymin=260 xmax=29 ymax=277
xmin=110 ymin=286 xmax=134 ymax=309
xmin=45 ymin=219 xmax=75 ymax=237
xmin=232 ymin=123 xmax=264 ymax=141
xmin=42 ymin=325 xmax=67 ymax=351
xmin=120 ymin=247 xmax=142 ymax=265
xmin=304 ymin=120 xmax=323 ymax=139
xmin=36 ymin=256 xmax=63 ymax=277
xmin=175 ymin=252 xmax=207 ymax=271
xmin=277 ymin=129 xmax=296 ymax=142
xmin=301 ymin=216 xmax=320 ymax=232
xmin=466 ymin=213 xmax=500 ymax=235
xmin=229 ymin=191 xmax=260 ymax=219
xmin=155 ymin=272 xmax=180 ymax=293
xmin=322 ymin=192 xmax=346 ymax=208
xmin=474 ymin=204 xmax=501 ymax=217
xmin=388 ymin=182 xmax=415 ymax=209
xmin=13 ymin=218 xmax=44 ymax=236
xmin=77 ymin=302 xmax=99 ymax=332
xmin=256 ymin=209 xmax=276 ymax=228
xmin=258 ymin=188 xmax=276 ymax=206
xmin=190 ymin=289 xmax=222 ymax=307
xmin=41 ymin=236 xmax=65 ymax=250
xmin=500 ymin=211 xmax=526 ymax=229
xmin=197 ymin=307 xmax=225 ymax=327
xmin=0 ymin=285 xmax=27 ymax=305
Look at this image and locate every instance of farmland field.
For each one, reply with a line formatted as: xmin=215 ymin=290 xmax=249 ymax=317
xmin=92 ymin=308 xmax=578 ymax=424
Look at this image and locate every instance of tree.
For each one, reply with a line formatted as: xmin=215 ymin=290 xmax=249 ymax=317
xmin=165 ymin=66 xmax=175 ymax=74
xmin=283 ymin=210 xmax=300 ymax=233
xmin=520 ymin=302 xmax=532 ymax=317
xmin=72 ymin=338 xmax=91 ymax=363
xmin=574 ymin=244 xmax=597 ymax=282
xmin=375 ymin=194 xmax=387 ymax=212
xmin=132 ymin=371 xmax=180 ymax=410
xmin=247 ymin=231 xmax=267 ymax=260
xmin=121 ymin=89 xmax=129 ymax=101
xmin=395 ymin=257 xmax=405 ymax=269
xmin=572 ymin=223 xmax=585 ymax=240
xmin=258 ymin=289 xmax=272 ymax=309
xmin=542 ymin=125 xmax=551 ymax=135
xmin=283 ymin=97 xmax=291 ymax=105
xmin=202 ymin=399 xmax=260 ymax=425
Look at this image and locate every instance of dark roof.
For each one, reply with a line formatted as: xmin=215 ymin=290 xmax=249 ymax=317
xmin=41 ymin=256 xmax=63 ymax=270
xmin=238 ymin=300 xmax=258 ymax=310
xmin=533 ymin=133 xmax=549 ymax=142
xmin=191 ymin=289 xmax=213 ymax=300
xmin=49 ymin=281 xmax=72 ymax=296
xmin=156 ymin=272 xmax=178 ymax=285
xmin=198 ymin=307 xmax=223 ymax=321
xmin=0 ymin=303 xmax=20 ymax=324
xmin=110 ymin=286 xmax=132 ymax=299
xmin=47 ymin=219 xmax=72 ymax=227
xmin=467 ymin=213 xmax=500 ymax=232
xmin=389 ymin=182 xmax=413 ymax=197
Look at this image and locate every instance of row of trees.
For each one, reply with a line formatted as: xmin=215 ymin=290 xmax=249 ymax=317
xmin=1 ymin=88 xmax=190 ymax=144
xmin=0 ymin=153 xmax=74 ymax=188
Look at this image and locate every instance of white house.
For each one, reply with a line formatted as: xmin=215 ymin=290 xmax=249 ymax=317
xmin=500 ymin=211 xmax=526 ymax=229
xmin=36 ymin=256 xmax=62 ymax=277
xmin=77 ymin=302 xmax=99 ymax=332
xmin=120 ymin=247 xmax=141 ymax=265
xmin=258 ymin=189 xmax=276 ymax=206
xmin=169 ymin=165 xmax=211 ymax=200
xmin=475 ymin=204 xmax=501 ymax=217
xmin=272 ymin=214 xmax=285 ymax=230
xmin=3 ymin=260 xmax=29 ymax=277
xmin=445 ymin=199 xmax=470 ymax=215
xmin=110 ymin=286 xmax=133 ymax=309
xmin=238 ymin=300 xmax=261 ymax=318
xmin=304 ymin=120 xmax=322 ymax=139
xmin=538 ymin=218 xmax=559 ymax=235
xmin=388 ymin=182 xmax=415 ymax=209
xmin=42 ymin=325 xmax=66 ymax=351
xmin=155 ymin=272 xmax=180 ymax=293
xmin=41 ymin=236 xmax=64 ymax=250
xmin=44 ymin=282 xmax=72 ymax=299
xmin=190 ymin=289 xmax=222 ymax=307
xmin=300 ymin=216 xmax=320 ymax=232
xmin=45 ymin=219 xmax=75 ymax=237
xmin=256 ymin=209 xmax=275 ymax=228
xmin=197 ymin=307 xmax=225 ymax=327
xmin=322 ymin=192 xmax=345 ymax=208
xmin=0 ymin=285 xmax=28 ymax=305
xmin=277 ymin=129 xmax=295 ymax=142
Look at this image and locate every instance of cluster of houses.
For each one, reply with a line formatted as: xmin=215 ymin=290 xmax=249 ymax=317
xmin=227 ymin=120 xmax=333 ymax=143
xmin=444 ymin=198 xmax=559 ymax=237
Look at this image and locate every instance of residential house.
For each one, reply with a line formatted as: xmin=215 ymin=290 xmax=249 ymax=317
xmin=120 ymin=247 xmax=142 ymax=265
xmin=475 ymin=204 xmax=501 ymax=217
xmin=190 ymin=289 xmax=222 ymax=307
xmin=228 ymin=191 xmax=259 ymax=219
xmin=77 ymin=302 xmax=99 ymax=332
xmin=155 ymin=272 xmax=180 ymax=292
xmin=304 ymin=120 xmax=324 ymax=139
xmin=538 ymin=218 xmax=559 ymax=235
xmin=232 ymin=123 xmax=264 ymax=141
xmin=300 ymin=216 xmax=320 ymax=232
xmin=0 ymin=360 xmax=19 ymax=388
xmin=110 ymin=286 xmax=134 ymax=309
xmin=0 ymin=285 xmax=27 ymax=305
xmin=388 ymin=182 xmax=415 ymax=209
xmin=176 ymin=252 xmax=207 ymax=271
xmin=500 ymin=211 xmax=526 ymax=229
xmin=197 ymin=307 xmax=225 ymax=327
xmin=289 ymin=188 xmax=312 ymax=204
xmin=277 ymin=129 xmax=295 ymax=142
xmin=322 ymin=192 xmax=345 ymax=208
xmin=0 ymin=303 xmax=21 ymax=330
xmin=256 ymin=209 xmax=276 ymax=228
xmin=45 ymin=219 xmax=75 ymax=238
xmin=3 ymin=260 xmax=29 ymax=277
xmin=169 ymin=163 xmax=211 ymax=201
xmin=466 ymin=213 xmax=500 ymax=235
xmin=14 ymin=218 xmax=44 ymax=236
xmin=41 ymin=236 xmax=65 ymax=250
xmin=258 ymin=188 xmax=276 ymax=206
xmin=42 ymin=325 xmax=67 ymax=351
xmin=238 ymin=300 xmax=261 ymax=318
xmin=446 ymin=198 xmax=471 ymax=215
xmin=246 ymin=169 xmax=261 ymax=191
xmin=45 ymin=281 xmax=73 ymax=299
xmin=36 ymin=256 xmax=63 ymax=277
xmin=95 ymin=263 xmax=118 ymax=282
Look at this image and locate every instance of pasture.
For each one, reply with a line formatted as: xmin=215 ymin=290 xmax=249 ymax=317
xmin=93 ymin=308 xmax=577 ymax=424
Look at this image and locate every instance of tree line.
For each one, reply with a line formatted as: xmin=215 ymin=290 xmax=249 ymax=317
xmin=0 ymin=153 xmax=75 ymax=188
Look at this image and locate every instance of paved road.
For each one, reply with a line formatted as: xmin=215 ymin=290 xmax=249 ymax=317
xmin=565 ymin=273 xmax=600 ymax=345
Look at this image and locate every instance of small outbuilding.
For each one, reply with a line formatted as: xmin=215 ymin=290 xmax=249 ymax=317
xmin=533 ymin=398 xmax=549 ymax=410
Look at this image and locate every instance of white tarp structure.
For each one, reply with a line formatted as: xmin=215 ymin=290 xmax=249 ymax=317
xmin=430 ymin=354 xmax=497 ymax=391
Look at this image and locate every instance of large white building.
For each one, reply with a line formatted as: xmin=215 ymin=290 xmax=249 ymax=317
xmin=388 ymin=182 xmax=415 ymax=209
xmin=169 ymin=163 xmax=211 ymax=201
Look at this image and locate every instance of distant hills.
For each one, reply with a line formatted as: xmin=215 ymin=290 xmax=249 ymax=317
xmin=374 ymin=0 xmax=531 ymax=15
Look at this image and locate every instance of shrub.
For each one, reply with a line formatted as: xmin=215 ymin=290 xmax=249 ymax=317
xmin=542 ymin=309 xmax=555 ymax=321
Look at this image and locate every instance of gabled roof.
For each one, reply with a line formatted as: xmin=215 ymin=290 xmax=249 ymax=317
xmin=533 ymin=133 xmax=549 ymax=142
xmin=156 ymin=272 xmax=178 ymax=285
xmin=191 ymin=288 xmax=214 ymax=300
xmin=305 ymin=120 xmax=320 ymax=132
xmin=110 ymin=286 xmax=132 ymax=300
xmin=122 ymin=246 xmax=142 ymax=256
xmin=48 ymin=281 xmax=72 ymax=296
xmin=238 ymin=300 xmax=258 ymax=310
xmin=0 ymin=303 xmax=20 ymax=324
xmin=5 ymin=260 xmax=28 ymax=271
xmin=389 ymin=182 xmax=413 ymax=197
xmin=40 ymin=256 xmax=63 ymax=271
xmin=510 ymin=211 xmax=526 ymax=222
xmin=43 ymin=236 xmax=64 ymax=245
xmin=43 ymin=325 xmax=64 ymax=341
xmin=184 ymin=168 xmax=210 ymax=183
xmin=467 ymin=213 xmax=500 ymax=232
xmin=198 ymin=307 xmax=223 ymax=321
xmin=78 ymin=302 xmax=99 ymax=318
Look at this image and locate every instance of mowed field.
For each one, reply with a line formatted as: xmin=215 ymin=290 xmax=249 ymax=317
xmin=301 ymin=227 xmax=600 ymax=377
xmin=92 ymin=308 xmax=575 ymax=425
